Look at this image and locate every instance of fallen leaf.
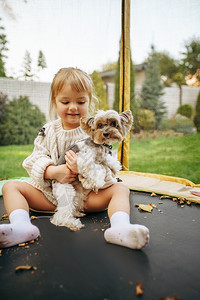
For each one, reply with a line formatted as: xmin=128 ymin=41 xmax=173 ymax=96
xmin=160 ymin=195 xmax=173 ymax=199
xmin=30 ymin=216 xmax=37 ymax=220
xmin=177 ymin=198 xmax=185 ymax=205
xmin=138 ymin=204 xmax=153 ymax=213
xmin=136 ymin=282 xmax=144 ymax=296
xmin=166 ymin=296 xmax=181 ymax=300
xmin=1 ymin=214 xmax=8 ymax=220
xmin=18 ymin=243 xmax=26 ymax=247
xmin=151 ymin=192 xmax=157 ymax=197
xmin=15 ymin=265 xmax=37 ymax=272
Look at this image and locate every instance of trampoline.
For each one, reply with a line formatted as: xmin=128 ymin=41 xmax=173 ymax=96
xmin=0 ymin=191 xmax=200 ymax=300
xmin=1 ymin=1 xmax=200 ymax=299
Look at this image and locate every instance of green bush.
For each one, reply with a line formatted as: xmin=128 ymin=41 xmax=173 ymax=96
xmin=161 ymin=115 xmax=195 ymax=134
xmin=194 ymin=92 xmax=200 ymax=132
xmin=137 ymin=109 xmax=155 ymax=130
xmin=0 ymin=92 xmax=7 ymax=120
xmin=177 ymin=104 xmax=193 ymax=119
xmin=0 ymin=95 xmax=46 ymax=145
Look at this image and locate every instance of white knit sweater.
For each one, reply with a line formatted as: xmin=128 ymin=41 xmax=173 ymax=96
xmin=23 ymin=118 xmax=88 ymax=205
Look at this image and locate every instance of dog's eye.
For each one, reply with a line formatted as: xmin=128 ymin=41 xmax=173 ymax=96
xmin=97 ymin=123 xmax=103 ymax=128
xmin=110 ymin=121 xmax=117 ymax=127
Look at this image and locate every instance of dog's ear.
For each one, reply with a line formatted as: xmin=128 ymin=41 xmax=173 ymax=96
xmin=80 ymin=116 xmax=94 ymax=136
xmin=119 ymin=110 xmax=133 ymax=135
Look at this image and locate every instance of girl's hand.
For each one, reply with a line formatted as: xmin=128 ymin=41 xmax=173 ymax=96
xmin=44 ymin=164 xmax=77 ymax=184
xmin=65 ymin=150 xmax=79 ymax=174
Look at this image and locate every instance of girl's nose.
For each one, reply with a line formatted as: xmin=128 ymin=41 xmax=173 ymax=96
xmin=69 ymin=102 xmax=77 ymax=110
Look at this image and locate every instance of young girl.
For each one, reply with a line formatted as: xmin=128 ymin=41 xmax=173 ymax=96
xmin=0 ymin=67 xmax=149 ymax=249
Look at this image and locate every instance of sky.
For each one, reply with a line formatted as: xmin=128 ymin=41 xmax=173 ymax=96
xmin=0 ymin=0 xmax=200 ymax=83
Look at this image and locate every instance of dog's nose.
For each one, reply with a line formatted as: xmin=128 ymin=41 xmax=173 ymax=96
xmin=103 ymin=132 xmax=110 ymax=137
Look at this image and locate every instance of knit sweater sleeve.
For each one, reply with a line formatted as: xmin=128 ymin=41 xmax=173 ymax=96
xmin=23 ymin=123 xmax=56 ymax=188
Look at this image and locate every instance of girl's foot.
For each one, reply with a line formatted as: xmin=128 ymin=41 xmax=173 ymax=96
xmin=0 ymin=209 xmax=40 ymax=248
xmin=104 ymin=224 xmax=149 ymax=249
xmin=104 ymin=211 xmax=149 ymax=249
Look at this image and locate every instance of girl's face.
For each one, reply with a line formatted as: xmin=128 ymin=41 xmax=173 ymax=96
xmin=55 ymin=84 xmax=90 ymax=130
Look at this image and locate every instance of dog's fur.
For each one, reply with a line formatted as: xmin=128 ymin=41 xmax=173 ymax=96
xmin=50 ymin=109 xmax=133 ymax=230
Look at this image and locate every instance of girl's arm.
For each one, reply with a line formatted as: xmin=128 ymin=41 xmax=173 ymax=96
xmin=44 ymin=164 xmax=77 ymax=184
xmin=23 ymin=137 xmax=54 ymax=187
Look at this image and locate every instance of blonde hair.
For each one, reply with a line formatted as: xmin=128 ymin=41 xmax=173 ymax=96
xmin=49 ymin=67 xmax=97 ymax=119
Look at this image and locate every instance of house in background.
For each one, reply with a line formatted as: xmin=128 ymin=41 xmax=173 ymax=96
xmin=99 ymin=63 xmax=146 ymax=108
xmin=99 ymin=64 xmax=200 ymax=118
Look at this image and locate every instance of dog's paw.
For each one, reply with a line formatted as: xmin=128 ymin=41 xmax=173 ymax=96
xmin=69 ymin=218 xmax=85 ymax=231
xmin=74 ymin=211 xmax=86 ymax=218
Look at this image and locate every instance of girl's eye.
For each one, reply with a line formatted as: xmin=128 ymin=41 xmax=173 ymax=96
xmin=97 ymin=123 xmax=103 ymax=128
xmin=110 ymin=121 xmax=117 ymax=127
xmin=62 ymin=101 xmax=69 ymax=105
xmin=78 ymin=101 xmax=85 ymax=105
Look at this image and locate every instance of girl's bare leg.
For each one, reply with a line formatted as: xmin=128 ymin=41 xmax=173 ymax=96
xmin=85 ymin=183 xmax=149 ymax=250
xmin=2 ymin=181 xmax=56 ymax=214
xmin=0 ymin=180 xmax=56 ymax=248
xmin=84 ymin=182 xmax=130 ymax=217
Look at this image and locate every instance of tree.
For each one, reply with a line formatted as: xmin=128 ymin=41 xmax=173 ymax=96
xmin=156 ymin=51 xmax=180 ymax=87
xmin=0 ymin=96 xmax=46 ymax=145
xmin=37 ymin=50 xmax=47 ymax=71
xmin=140 ymin=46 xmax=166 ymax=129
xmin=172 ymin=72 xmax=186 ymax=106
xmin=181 ymin=37 xmax=200 ymax=86
xmin=0 ymin=18 xmax=8 ymax=77
xmin=156 ymin=51 xmax=186 ymax=106
xmin=90 ymin=71 xmax=109 ymax=110
xmin=21 ymin=50 xmax=34 ymax=80
xmin=113 ymin=49 xmax=135 ymax=118
xmin=101 ymin=61 xmax=117 ymax=72
xmin=194 ymin=92 xmax=200 ymax=132
xmin=113 ymin=55 xmax=120 ymax=112
xmin=0 ymin=91 xmax=7 ymax=120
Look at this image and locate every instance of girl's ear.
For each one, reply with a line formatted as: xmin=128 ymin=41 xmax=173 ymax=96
xmin=119 ymin=110 xmax=133 ymax=135
xmin=80 ymin=116 xmax=95 ymax=136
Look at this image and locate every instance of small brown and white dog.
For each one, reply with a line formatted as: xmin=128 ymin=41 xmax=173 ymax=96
xmin=51 ymin=109 xmax=133 ymax=230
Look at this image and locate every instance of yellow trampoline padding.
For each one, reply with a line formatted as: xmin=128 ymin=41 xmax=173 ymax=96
xmin=118 ymin=171 xmax=200 ymax=203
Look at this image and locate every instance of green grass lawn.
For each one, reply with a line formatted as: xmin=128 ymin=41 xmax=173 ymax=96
xmin=0 ymin=144 xmax=34 ymax=180
xmin=129 ymin=133 xmax=200 ymax=184
xmin=0 ymin=133 xmax=199 ymax=184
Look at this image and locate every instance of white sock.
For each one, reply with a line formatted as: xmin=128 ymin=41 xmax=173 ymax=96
xmin=0 ymin=209 xmax=40 ymax=248
xmin=104 ymin=211 xmax=150 ymax=250
xmin=110 ymin=211 xmax=130 ymax=227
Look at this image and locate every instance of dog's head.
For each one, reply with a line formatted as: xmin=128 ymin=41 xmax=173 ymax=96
xmin=80 ymin=110 xmax=133 ymax=145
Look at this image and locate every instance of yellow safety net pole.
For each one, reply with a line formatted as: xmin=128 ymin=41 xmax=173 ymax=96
xmin=117 ymin=0 xmax=131 ymax=171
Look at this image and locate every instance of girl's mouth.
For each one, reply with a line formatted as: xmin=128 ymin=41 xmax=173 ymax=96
xmin=67 ymin=113 xmax=79 ymax=117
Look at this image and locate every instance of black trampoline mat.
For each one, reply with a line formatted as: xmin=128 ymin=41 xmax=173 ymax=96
xmin=0 ymin=191 xmax=200 ymax=300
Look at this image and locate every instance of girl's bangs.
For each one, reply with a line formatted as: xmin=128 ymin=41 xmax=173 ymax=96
xmin=69 ymin=73 xmax=92 ymax=95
